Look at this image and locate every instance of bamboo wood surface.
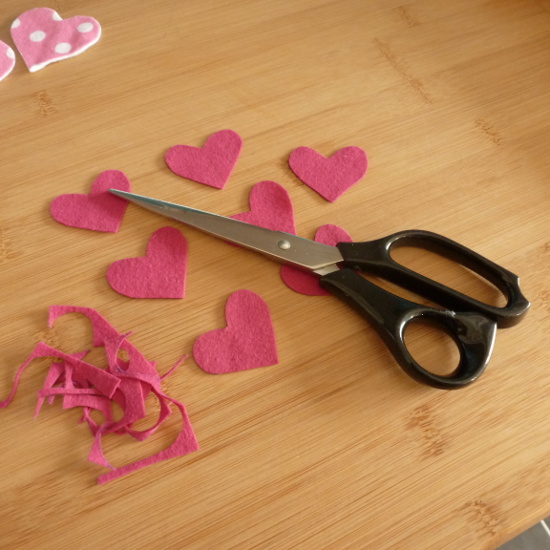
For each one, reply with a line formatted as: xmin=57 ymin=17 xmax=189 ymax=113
xmin=1 ymin=1 xmax=550 ymax=548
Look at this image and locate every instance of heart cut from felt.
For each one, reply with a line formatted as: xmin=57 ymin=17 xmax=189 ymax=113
xmin=165 ymin=129 xmax=243 ymax=189
xmin=281 ymin=224 xmax=353 ymax=296
xmin=50 ymin=170 xmax=131 ymax=233
xmin=289 ymin=146 xmax=368 ymax=202
xmin=231 ymin=180 xmax=296 ymax=234
xmin=106 ymin=227 xmax=188 ymax=299
xmin=193 ymin=290 xmax=278 ymax=374
xmin=0 ymin=41 xmax=16 ymax=81
xmin=11 ymin=8 xmax=101 ymax=73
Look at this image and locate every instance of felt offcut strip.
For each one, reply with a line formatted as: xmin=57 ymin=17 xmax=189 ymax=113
xmin=0 ymin=305 xmax=199 ymax=484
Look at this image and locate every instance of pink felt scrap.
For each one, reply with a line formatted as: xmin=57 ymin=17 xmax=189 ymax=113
xmin=50 ymin=170 xmax=131 ymax=233
xmin=106 ymin=226 xmax=188 ymax=299
xmin=289 ymin=146 xmax=368 ymax=202
xmin=0 ymin=41 xmax=16 ymax=82
xmin=0 ymin=305 xmax=199 ymax=484
xmin=11 ymin=8 xmax=101 ymax=73
xmin=193 ymin=290 xmax=278 ymax=374
xmin=281 ymin=224 xmax=353 ymax=296
xmin=165 ymin=129 xmax=243 ymax=189
xmin=231 ymin=180 xmax=296 ymax=234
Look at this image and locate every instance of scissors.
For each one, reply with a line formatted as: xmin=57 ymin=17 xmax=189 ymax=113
xmin=109 ymin=189 xmax=529 ymax=390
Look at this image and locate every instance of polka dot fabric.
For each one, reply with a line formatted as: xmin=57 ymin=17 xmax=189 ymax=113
xmin=11 ymin=8 xmax=101 ymax=73
xmin=0 ymin=40 xmax=16 ymax=82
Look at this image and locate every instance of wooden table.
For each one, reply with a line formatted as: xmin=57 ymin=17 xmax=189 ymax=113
xmin=2 ymin=1 xmax=549 ymax=548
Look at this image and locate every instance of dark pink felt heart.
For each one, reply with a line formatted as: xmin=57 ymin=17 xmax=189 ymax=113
xmin=231 ymin=180 xmax=296 ymax=234
xmin=289 ymin=146 xmax=368 ymax=202
xmin=165 ymin=129 xmax=243 ymax=189
xmin=106 ymin=226 xmax=188 ymax=299
xmin=50 ymin=170 xmax=131 ymax=232
xmin=281 ymin=224 xmax=353 ymax=296
xmin=193 ymin=290 xmax=278 ymax=374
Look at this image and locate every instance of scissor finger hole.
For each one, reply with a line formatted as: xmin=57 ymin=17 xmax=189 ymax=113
xmin=403 ymin=319 xmax=461 ymax=377
xmin=390 ymin=246 xmax=507 ymax=307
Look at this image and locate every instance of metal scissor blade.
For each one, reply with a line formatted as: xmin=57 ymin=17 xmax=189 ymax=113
xmin=109 ymin=189 xmax=344 ymax=272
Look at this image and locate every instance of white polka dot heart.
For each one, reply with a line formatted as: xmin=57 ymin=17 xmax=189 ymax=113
xmin=0 ymin=40 xmax=16 ymax=82
xmin=9 ymin=7 xmax=101 ymax=74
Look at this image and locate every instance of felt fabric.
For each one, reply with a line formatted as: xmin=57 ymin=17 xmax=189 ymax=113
xmin=11 ymin=8 xmax=101 ymax=73
xmin=97 ymin=395 xmax=197 ymax=484
xmin=280 ymin=224 xmax=353 ymax=296
xmin=50 ymin=170 xmax=131 ymax=232
xmin=289 ymin=146 xmax=368 ymax=202
xmin=0 ymin=41 xmax=16 ymax=82
xmin=34 ymin=360 xmax=68 ymax=417
xmin=193 ymin=290 xmax=278 ymax=374
xmin=0 ymin=305 xmax=199 ymax=484
xmin=165 ymin=129 xmax=243 ymax=189
xmin=231 ymin=180 xmax=296 ymax=234
xmin=0 ymin=341 xmax=120 ymax=409
xmin=106 ymin=226 xmax=188 ymax=299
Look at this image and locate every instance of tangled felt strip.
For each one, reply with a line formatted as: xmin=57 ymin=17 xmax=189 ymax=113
xmin=0 ymin=305 xmax=199 ymax=484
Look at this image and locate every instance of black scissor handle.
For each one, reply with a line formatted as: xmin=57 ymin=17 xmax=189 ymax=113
xmin=335 ymin=230 xmax=530 ymax=328
xmin=320 ymin=268 xmax=497 ymax=389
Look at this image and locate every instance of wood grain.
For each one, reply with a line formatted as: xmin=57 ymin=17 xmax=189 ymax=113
xmin=1 ymin=1 xmax=550 ymax=548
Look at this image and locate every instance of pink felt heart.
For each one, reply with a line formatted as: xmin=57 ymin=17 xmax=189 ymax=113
xmin=11 ymin=8 xmax=101 ymax=73
xmin=106 ymin=227 xmax=188 ymax=299
xmin=193 ymin=290 xmax=278 ymax=374
xmin=281 ymin=224 xmax=353 ymax=296
xmin=289 ymin=146 xmax=368 ymax=202
xmin=231 ymin=180 xmax=296 ymax=234
xmin=50 ymin=170 xmax=131 ymax=232
xmin=0 ymin=41 xmax=16 ymax=82
xmin=165 ymin=129 xmax=243 ymax=189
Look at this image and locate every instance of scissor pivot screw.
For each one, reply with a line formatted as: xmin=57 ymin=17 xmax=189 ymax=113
xmin=278 ymin=240 xmax=291 ymax=250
